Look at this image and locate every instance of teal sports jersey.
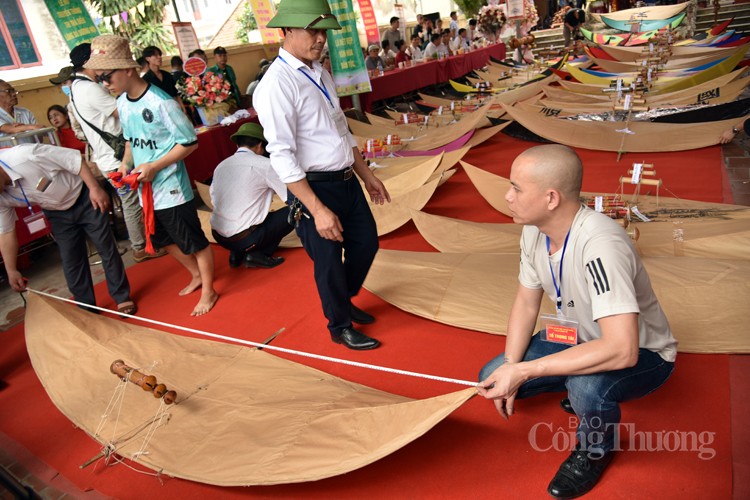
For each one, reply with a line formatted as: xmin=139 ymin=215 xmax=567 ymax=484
xmin=117 ymin=84 xmax=197 ymax=210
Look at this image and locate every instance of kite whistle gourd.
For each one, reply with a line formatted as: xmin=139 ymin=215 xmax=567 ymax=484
xmin=110 ymin=359 xmax=177 ymax=404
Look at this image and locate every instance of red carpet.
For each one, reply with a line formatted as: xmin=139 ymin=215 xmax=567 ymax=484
xmin=0 ymin=134 xmax=738 ymax=498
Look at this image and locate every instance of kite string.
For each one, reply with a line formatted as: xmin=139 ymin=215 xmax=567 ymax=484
xmin=26 ymin=289 xmax=479 ymax=388
xmin=94 ymin=371 xmax=130 ymax=439
xmin=133 ymin=400 xmax=170 ymax=460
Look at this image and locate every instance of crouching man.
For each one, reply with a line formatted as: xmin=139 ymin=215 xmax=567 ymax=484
xmin=477 ymin=145 xmax=677 ymax=498
xmin=209 ymin=123 xmax=293 ymax=269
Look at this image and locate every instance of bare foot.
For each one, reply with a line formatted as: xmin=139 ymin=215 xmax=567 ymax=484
xmin=191 ymin=289 xmax=219 ymax=316
xmin=179 ymin=276 xmax=202 ymax=296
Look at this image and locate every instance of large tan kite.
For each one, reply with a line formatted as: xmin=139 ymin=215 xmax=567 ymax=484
xmin=364 ymin=247 xmax=750 ymax=353
xmin=24 ymin=293 xmax=475 ymax=486
xmin=363 ymin=162 xmax=750 ymax=353
xmin=502 ymin=102 xmax=746 ymax=153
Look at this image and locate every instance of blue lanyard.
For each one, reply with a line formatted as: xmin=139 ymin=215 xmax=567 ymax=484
xmin=278 ymin=55 xmax=334 ymax=108
xmin=546 ymin=230 xmax=571 ymax=314
xmin=0 ymin=158 xmax=34 ymax=214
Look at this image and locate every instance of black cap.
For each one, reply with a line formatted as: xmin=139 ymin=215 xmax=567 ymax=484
xmin=70 ymin=43 xmax=91 ymax=69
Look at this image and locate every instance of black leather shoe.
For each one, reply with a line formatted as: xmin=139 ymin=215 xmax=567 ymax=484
xmin=560 ymin=398 xmax=576 ymax=415
xmin=245 ymin=253 xmax=284 ymax=268
xmin=548 ymin=449 xmax=614 ymax=499
xmin=350 ymin=304 xmax=375 ymax=324
xmin=229 ymin=251 xmax=244 ymax=268
xmin=331 ymin=327 xmax=380 ymax=350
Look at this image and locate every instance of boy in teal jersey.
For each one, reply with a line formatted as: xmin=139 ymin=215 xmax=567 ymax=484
xmin=85 ymin=35 xmax=218 ymax=316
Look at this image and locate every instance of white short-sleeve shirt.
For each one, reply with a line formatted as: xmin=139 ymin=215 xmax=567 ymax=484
xmin=519 ymin=206 xmax=677 ymax=362
xmin=0 ymin=144 xmax=82 ymax=233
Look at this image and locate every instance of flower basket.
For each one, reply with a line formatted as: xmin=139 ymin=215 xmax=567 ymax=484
xmin=196 ymin=103 xmax=230 ymax=126
xmin=176 ymin=71 xmax=232 ymax=113
xmin=477 ymin=5 xmax=507 ymax=41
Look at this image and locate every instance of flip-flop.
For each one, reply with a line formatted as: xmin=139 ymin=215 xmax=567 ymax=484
xmin=117 ymin=301 xmax=138 ymax=316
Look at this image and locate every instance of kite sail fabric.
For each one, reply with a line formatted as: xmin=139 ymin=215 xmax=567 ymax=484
xmin=363 ymin=247 xmax=750 ymax=353
xmin=371 ymin=147 xmax=468 ymax=177
xmin=365 ymin=165 xmax=750 ymax=353
xmin=602 ymin=43 xmax=740 ymax=63
xmin=369 ymin=177 xmax=442 ymax=235
xmin=461 ymin=161 xmax=750 ymax=222
xmin=24 ymin=292 xmax=475 ymax=486
xmin=196 ymin=154 xmax=456 ymax=247
xmin=354 ymin=104 xmax=490 ymax=153
xmin=599 ymin=12 xmax=686 ymax=33
xmin=588 ymin=48 xmax=744 ymax=73
xmin=465 ymin=124 xmax=509 ymax=148
xmin=591 ymin=2 xmax=688 ymax=23
xmin=411 ymin=210 xmax=750 ymax=260
xmin=411 ymin=210 xmax=522 ymax=254
xmin=501 ymin=103 xmax=743 ymax=153
xmin=563 ymin=46 xmax=749 ymax=93
xmin=364 ymin=250 xmax=543 ymax=335
xmin=558 ymin=67 xmax=747 ymax=96
xmin=461 ymin=161 xmax=513 ymax=217
xmin=536 ymin=78 xmax=750 ymax=113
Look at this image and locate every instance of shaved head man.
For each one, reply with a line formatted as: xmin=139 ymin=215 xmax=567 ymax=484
xmin=478 ymin=145 xmax=677 ymax=498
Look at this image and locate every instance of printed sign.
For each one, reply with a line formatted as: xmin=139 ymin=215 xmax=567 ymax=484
xmin=328 ymin=0 xmax=371 ymax=96
xmin=172 ymin=22 xmax=200 ymax=62
xmin=44 ymin=0 xmax=99 ymax=49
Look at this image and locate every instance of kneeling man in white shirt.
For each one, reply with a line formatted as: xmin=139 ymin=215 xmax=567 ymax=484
xmin=209 ymin=123 xmax=293 ymax=269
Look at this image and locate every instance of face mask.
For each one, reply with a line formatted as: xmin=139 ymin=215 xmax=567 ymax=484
xmin=61 ymin=85 xmax=71 ymax=97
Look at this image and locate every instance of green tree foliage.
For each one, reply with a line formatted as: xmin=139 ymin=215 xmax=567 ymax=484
xmin=236 ymin=1 xmax=258 ymax=44
xmin=85 ymin=0 xmax=176 ymax=56
xmin=453 ymin=0 xmax=486 ymax=18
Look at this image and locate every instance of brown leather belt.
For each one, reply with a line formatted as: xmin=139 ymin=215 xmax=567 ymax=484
xmin=212 ymin=225 xmax=257 ymax=243
xmin=306 ymin=167 xmax=353 ymax=182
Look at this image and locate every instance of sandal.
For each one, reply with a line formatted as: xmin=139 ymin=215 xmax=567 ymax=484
xmin=117 ymin=300 xmax=138 ymax=316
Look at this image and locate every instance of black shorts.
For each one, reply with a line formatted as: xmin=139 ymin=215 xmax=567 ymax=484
xmin=151 ymin=201 xmax=209 ymax=255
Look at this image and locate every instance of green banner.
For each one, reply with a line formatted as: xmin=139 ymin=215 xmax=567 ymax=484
xmin=44 ymin=0 xmax=99 ymax=50
xmin=327 ymin=0 xmax=371 ymax=97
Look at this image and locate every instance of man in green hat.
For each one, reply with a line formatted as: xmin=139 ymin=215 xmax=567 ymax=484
xmin=209 ymin=122 xmax=293 ymax=269
xmin=254 ymin=0 xmax=391 ymax=351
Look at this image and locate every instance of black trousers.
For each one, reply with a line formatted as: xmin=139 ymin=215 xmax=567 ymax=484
xmin=292 ymin=176 xmax=378 ymax=335
xmin=43 ymin=184 xmax=131 ymax=307
xmin=212 ymin=207 xmax=293 ymax=256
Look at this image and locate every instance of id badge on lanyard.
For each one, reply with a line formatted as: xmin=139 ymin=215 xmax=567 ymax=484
xmin=541 ymin=313 xmax=579 ymax=345
xmin=0 ymin=159 xmax=49 ymax=234
xmin=331 ymin=107 xmax=348 ymax=137
xmin=24 ymin=210 xmax=48 ymax=234
xmin=541 ymin=230 xmax=578 ymax=345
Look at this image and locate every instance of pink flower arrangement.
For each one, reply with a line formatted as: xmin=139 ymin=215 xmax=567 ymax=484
xmin=477 ymin=5 xmax=507 ymax=38
xmin=177 ymin=71 xmax=231 ymax=107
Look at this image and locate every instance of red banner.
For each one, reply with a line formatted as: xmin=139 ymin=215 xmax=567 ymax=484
xmin=357 ymin=0 xmax=380 ymax=46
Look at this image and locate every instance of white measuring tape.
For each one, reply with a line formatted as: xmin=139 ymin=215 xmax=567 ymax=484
xmin=27 ymin=289 xmax=479 ymax=388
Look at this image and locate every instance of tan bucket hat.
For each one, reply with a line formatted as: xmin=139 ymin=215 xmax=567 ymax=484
xmin=84 ymin=35 xmax=140 ymax=70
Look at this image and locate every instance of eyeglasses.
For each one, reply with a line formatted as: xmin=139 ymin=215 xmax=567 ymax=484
xmin=96 ymin=69 xmax=119 ymax=84
xmin=0 ymin=89 xmax=17 ymax=95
